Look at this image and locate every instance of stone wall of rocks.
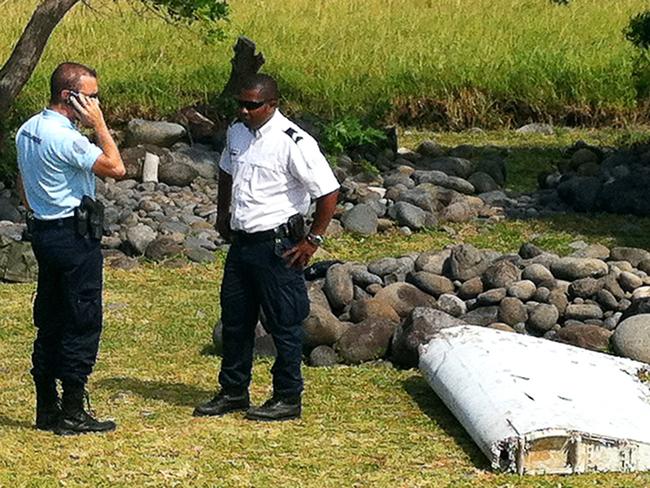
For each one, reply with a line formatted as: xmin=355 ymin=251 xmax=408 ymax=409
xmin=215 ymin=242 xmax=650 ymax=369
xmin=537 ymin=140 xmax=650 ymax=215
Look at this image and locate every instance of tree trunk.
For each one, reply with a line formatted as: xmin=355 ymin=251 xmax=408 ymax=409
xmin=219 ymin=36 xmax=265 ymax=99
xmin=0 ymin=0 xmax=80 ymax=119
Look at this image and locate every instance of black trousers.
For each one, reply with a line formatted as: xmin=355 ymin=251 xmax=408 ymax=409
xmin=30 ymin=224 xmax=103 ymax=386
xmin=218 ymin=237 xmax=310 ymax=398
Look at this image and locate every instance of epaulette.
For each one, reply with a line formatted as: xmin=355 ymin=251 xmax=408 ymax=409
xmin=283 ymin=127 xmax=303 ymax=144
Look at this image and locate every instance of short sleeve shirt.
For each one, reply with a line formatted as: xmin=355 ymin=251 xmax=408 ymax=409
xmin=219 ymin=110 xmax=339 ymax=233
xmin=15 ymin=109 xmax=102 ymax=220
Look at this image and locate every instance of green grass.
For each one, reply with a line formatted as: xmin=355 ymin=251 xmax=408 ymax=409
xmin=2 ymin=0 xmax=648 ymax=126
xmin=4 ymin=217 xmax=650 ymax=485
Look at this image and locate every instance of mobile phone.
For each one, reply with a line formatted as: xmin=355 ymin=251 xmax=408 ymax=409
xmin=67 ymin=91 xmax=81 ymax=107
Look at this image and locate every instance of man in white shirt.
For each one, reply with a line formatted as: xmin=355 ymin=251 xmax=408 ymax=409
xmin=194 ymin=74 xmax=339 ymax=421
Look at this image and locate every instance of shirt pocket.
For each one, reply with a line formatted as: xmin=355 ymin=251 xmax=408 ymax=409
xmin=242 ymin=159 xmax=286 ymax=198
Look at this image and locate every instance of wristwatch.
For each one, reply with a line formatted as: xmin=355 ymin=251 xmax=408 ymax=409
xmin=306 ymin=233 xmax=325 ymax=247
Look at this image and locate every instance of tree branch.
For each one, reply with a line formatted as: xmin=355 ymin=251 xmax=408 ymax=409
xmin=0 ymin=0 xmax=81 ymax=118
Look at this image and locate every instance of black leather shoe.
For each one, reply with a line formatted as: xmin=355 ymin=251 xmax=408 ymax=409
xmin=35 ymin=404 xmax=61 ymax=431
xmin=245 ymin=396 xmax=301 ymax=422
xmin=55 ymin=410 xmax=116 ymax=436
xmin=193 ymin=390 xmax=250 ymax=417
xmin=55 ymin=382 xmax=116 ymax=436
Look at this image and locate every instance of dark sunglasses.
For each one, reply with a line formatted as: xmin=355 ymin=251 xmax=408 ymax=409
xmin=235 ymin=99 xmax=267 ymax=110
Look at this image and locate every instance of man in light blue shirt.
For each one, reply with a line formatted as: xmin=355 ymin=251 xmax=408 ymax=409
xmin=15 ymin=61 xmax=125 ymax=436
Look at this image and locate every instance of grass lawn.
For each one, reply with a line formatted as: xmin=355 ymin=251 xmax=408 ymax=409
xmin=3 ymin=216 xmax=650 ymax=486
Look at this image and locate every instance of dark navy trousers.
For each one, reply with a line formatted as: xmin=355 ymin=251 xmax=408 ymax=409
xmin=218 ymin=237 xmax=310 ymax=398
xmin=30 ymin=225 xmax=103 ymax=386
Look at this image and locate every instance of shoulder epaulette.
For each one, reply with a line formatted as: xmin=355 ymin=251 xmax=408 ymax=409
xmin=284 ymin=127 xmax=303 ymax=144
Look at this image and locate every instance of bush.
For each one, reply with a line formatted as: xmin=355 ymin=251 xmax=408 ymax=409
xmin=321 ymin=116 xmax=387 ymax=155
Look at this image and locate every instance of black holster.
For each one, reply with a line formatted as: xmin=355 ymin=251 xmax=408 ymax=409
xmin=286 ymin=214 xmax=306 ymax=242
xmin=75 ymin=195 xmax=104 ymax=240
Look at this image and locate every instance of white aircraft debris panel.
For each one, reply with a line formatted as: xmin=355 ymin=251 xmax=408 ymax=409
xmin=418 ymin=325 xmax=650 ymax=475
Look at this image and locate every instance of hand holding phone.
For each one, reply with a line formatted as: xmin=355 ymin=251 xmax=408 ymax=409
xmin=67 ymin=91 xmax=104 ymax=129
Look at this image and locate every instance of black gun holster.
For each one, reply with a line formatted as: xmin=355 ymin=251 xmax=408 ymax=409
xmin=286 ymin=214 xmax=306 ymax=242
xmin=74 ymin=195 xmax=104 ymax=240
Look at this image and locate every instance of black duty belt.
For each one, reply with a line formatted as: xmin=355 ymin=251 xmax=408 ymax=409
xmin=33 ymin=216 xmax=76 ymax=231
xmin=231 ymin=224 xmax=289 ymax=244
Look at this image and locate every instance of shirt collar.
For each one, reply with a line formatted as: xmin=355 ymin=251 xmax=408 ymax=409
xmin=42 ymin=108 xmax=75 ymax=129
xmin=251 ymin=110 xmax=281 ymax=138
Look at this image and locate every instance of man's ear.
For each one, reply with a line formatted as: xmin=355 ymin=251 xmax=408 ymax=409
xmin=268 ymin=98 xmax=279 ymax=109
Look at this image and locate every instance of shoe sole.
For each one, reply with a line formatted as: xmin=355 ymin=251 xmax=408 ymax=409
xmin=192 ymin=405 xmax=250 ymax=417
xmin=244 ymin=413 xmax=301 ymax=422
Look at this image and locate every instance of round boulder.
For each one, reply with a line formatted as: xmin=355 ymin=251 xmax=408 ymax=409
xmin=612 ymin=314 xmax=650 ymax=363
xmin=335 ymin=318 xmax=396 ymax=365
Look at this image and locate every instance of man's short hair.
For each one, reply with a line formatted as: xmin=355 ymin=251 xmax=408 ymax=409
xmin=50 ymin=62 xmax=97 ymax=104
xmin=240 ymin=74 xmax=279 ymax=101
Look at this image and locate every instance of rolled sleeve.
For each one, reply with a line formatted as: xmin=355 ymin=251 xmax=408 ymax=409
xmin=288 ymin=136 xmax=339 ymax=199
xmin=58 ymin=133 xmax=102 ymax=171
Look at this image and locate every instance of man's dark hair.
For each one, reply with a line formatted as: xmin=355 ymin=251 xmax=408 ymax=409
xmin=50 ymin=62 xmax=97 ymax=104
xmin=240 ymin=74 xmax=279 ymax=101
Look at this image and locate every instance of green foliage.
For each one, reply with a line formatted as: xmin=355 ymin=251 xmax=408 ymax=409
xmin=320 ymin=116 xmax=387 ymax=155
xmin=625 ymin=10 xmax=650 ymax=50
xmin=141 ymin=0 xmax=230 ymax=41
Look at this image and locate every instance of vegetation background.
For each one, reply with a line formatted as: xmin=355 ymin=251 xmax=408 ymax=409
xmin=2 ymin=0 xmax=648 ymax=128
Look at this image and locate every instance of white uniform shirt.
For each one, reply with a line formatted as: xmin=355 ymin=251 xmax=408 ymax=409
xmin=219 ymin=110 xmax=339 ymax=233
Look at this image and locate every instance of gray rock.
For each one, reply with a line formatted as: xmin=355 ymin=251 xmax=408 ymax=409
xmin=498 ymin=297 xmax=528 ymax=326
xmin=349 ymin=297 xmax=400 ymax=323
xmin=527 ymin=303 xmax=559 ymax=332
xmin=516 ymin=123 xmax=554 ymax=135
xmin=309 ymin=345 xmax=339 ymax=367
xmin=171 ymin=146 xmax=218 ymax=180
xmin=477 ymin=288 xmax=507 ymax=305
xmin=127 ymin=119 xmax=186 ymax=147
xmin=414 ymin=249 xmax=451 ymax=275
xmin=406 ymin=272 xmax=454 ymax=297
xmin=556 ymin=324 xmax=612 ymax=352
xmin=439 ymin=201 xmax=475 ymax=223
xmin=336 ymin=318 xmax=396 ymax=364
xmin=468 ymin=172 xmax=500 ymax=193
xmin=2 ymin=242 xmax=37 ymax=283
xmin=462 ymin=305 xmax=500 ymax=326
xmin=391 ymin=307 xmax=466 ymax=368
xmin=349 ymin=267 xmax=383 ymax=288
xmin=419 ymin=157 xmax=474 ymax=179
xmin=340 ymin=204 xmax=379 ymax=236
xmin=612 ymin=314 xmax=650 ymax=363
xmin=367 ymin=257 xmax=400 ymax=277
xmin=596 ymin=289 xmax=619 ymax=311
xmin=610 ymin=247 xmax=650 ymax=267
xmin=564 ymin=304 xmax=604 ymax=321
xmin=416 ymin=140 xmax=444 ymax=157
xmin=373 ymin=282 xmax=436 ymax=319
xmin=533 ymin=286 xmax=551 ymax=303
xmin=482 ymin=260 xmax=521 ymax=289
xmin=458 ymin=276 xmax=484 ymax=299
xmin=507 ymin=280 xmax=537 ymax=301
xmin=448 ymin=244 xmax=488 ymax=281
xmin=445 ymin=176 xmax=475 ymax=194
xmin=436 ymin=294 xmax=467 ymax=317
xmin=303 ymin=303 xmax=347 ymax=347
xmin=387 ymin=202 xmax=428 ymax=229
xmin=0 ymin=200 xmax=20 ymax=223
xmin=185 ymin=247 xmax=216 ymax=263
xmin=145 ymin=236 xmax=183 ymax=261
xmin=158 ymin=162 xmax=199 ymax=187
xmin=569 ymin=243 xmax=610 ymax=260
xmin=550 ymin=258 xmax=608 ymax=281
xmin=324 ymin=264 xmax=354 ymax=312
xmin=126 ymin=223 xmax=157 ymax=255
xmin=568 ymin=277 xmax=602 ymax=299
xmin=619 ymin=271 xmax=644 ymax=292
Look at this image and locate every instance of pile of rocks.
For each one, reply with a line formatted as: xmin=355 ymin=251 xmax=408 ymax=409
xmin=537 ymin=140 xmax=650 ymax=215
xmin=217 ymin=242 xmax=650 ymax=369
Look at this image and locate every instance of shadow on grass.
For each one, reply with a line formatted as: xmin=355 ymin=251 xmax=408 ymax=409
xmin=0 ymin=415 xmax=32 ymax=430
xmin=96 ymin=377 xmax=212 ymax=407
xmin=402 ymin=375 xmax=489 ymax=470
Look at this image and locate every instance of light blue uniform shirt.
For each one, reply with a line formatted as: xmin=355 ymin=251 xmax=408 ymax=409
xmin=15 ymin=109 xmax=102 ymax=220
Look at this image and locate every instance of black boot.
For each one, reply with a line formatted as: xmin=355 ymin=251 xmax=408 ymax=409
xmin=193 ymin=390 xmax=250 ymax=417
xmin=55 ymin=381 xmax=116 ymax=436
xmin=245 ymin=395 xmax=301 ymax=422
xmin=34 ymin=377 xmax=60 ymax=431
